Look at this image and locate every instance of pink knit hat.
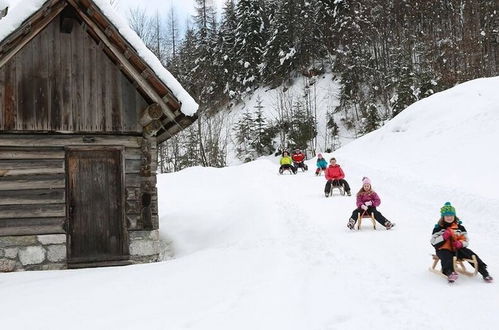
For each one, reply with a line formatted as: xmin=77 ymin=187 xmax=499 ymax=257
xmin=362 ymin=177 xmax=371 ymax=185
xmin=317 ymin=153 xmax=323 ymax=158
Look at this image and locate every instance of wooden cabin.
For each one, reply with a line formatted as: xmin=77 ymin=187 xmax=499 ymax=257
xmin=0 ymin=0 xmax=198 ymax=271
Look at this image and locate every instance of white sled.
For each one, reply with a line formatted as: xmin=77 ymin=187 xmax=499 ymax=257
xmin=429 ymin=254 xmax=479 ymax=278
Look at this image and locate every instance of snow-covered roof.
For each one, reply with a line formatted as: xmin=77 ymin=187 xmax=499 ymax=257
xmin=0 ymin=0 xmax=199 ymax=117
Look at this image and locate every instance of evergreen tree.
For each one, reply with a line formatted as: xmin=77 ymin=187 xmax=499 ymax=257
xmin=250 ymin=96 xmax=275 ymax=156
xmin=234 ymin=110 xmax=255 ymax=162
xmin=262 ymin=0 xmax=300 ymax=86
xmin=217 ymin=0 xmax=239 ymax=100
xmin=326 ymin=111 xmax=341 ymax=151
xmin=390 ymin=50 xmax=417 ymax=117
xmin=288 ymin=101 xmax=317 ymax=150
xmin=233 ymin=0 xmax=266 ymax=94
xmin=362 ymin=103 xmax=381 ymax=134
xmin=192 ymin=0 xmax=219 ymax=110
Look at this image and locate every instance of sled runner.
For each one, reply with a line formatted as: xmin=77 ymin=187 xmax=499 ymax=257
xmin=326 ymin=180 xmax=345 ymax=197
xmin=279 ymin=168 xmax=296 ymax=175
xmin=294 ymin=161 xmax=308 ymax=172
xmin=357 ymin=211 xmax=376 ymax=230
xmin=429 ymin=254 xmax=479 ymax=278
xmin=316 ymin=168 xmax=325 ymax=176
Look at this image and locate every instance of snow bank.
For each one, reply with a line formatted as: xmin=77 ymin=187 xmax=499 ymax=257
xmin=0 ymin=0 xmax=198 ymax=116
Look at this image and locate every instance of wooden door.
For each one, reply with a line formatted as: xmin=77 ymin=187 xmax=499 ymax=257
xmin=66 ymin=147 xmax=128 ymax=266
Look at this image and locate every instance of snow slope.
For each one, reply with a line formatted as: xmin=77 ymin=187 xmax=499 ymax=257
xmin=1 ymin=77 xmax=498 ymax=329
xmin=224 ymin=73 xmax=349 ymax=165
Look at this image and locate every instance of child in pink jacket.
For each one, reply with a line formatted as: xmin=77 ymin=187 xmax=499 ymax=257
xmin=347 ymin=177 xmax=395 ymax=230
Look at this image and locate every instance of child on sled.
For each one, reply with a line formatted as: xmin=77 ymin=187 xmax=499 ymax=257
xmin=346 ymin=177 xmax=394 ymax=230
xmin=324 ymin=158 xmax=352 ymax=196
xmin=279 ymin=151 xmax=296 ymax=174
xmin=315 ymin=154 xmax=327 ymax=176
xmin=430 ymin=202 xmax=493 ymax=283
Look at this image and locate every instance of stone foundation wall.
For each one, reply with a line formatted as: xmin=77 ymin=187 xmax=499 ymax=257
xmin=0 ymin=234 xmax=67 ymax=272
xmin=129 ymin=230 xmax=160 ymax=263
xmin=0 ymin=230 xmax=161 ymax=272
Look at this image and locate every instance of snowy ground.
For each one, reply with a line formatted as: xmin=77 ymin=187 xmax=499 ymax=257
xmin=0 ymin=77 xmax=498 ymax=329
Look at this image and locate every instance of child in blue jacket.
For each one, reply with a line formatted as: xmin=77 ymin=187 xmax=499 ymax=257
xmin=315 ymin=154 xmax=328 ymax=176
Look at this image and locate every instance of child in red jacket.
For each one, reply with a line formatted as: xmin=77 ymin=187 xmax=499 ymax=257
xmin=291 ymin=149 xmax=308 ymax=171
xmin=324 ymin=158 xmax=351 ymax=196
xmin=431 ymin=202 xmax=493 ymax=283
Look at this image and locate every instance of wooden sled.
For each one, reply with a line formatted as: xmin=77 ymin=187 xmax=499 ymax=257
xmin=316 ymin=169 xmax=325 ymax=176
xmin=429 ymin=254 xmax=479 ymax=278
xmin=279 ymin=167 xmax=296 ymax=175
xmin=357 ymin=212 xmax=376 ymax=230
xmin=325 ymin=180 xmax=345 ymax=197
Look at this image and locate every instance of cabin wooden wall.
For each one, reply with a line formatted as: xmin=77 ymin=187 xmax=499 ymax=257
xmin=0 ymin=135 xmax=158 ymax=237
xmin=0 ymin=12 xmax=148 ymax=133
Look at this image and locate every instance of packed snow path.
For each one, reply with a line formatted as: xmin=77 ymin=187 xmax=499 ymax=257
xmin=0 ymin=159 xmax=498 ymax=330
xmin=1 ymin=77 xmax=498 ymax=329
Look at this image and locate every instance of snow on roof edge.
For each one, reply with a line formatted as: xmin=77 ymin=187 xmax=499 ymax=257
xmin=0 ymin=0 xmax=48 ymax=42
xmin=0 ymin=0 xmax=199 ymax=117
xmin=92 ymin=0 xmax=199 ymax=116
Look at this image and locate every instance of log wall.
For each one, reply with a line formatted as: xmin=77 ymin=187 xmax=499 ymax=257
xmin=0 ymin=134 xmax=158 ymax=237
xmin=0 ymin=12 xmax=149 ymax=133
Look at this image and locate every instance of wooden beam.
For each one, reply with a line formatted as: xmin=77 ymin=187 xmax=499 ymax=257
xmin=0 ymin=174 xmax=65 ymax=191
xmin=139 ymin=103 xmax=163 ymax=127
xmin=0 ymin=1 xmax=66 ymax=68
xmin=156 ymin=115 xmax=197 ymax=142
xmin=0 ymin=189 xmax=65 ymax=205
xmin=66 ymin=0 xmax=180 ymax=124
xmin=0 ymin=218 xmax=65 ymax=237
xmin=0 ymin=204 xmax=65 ymax=219
xmin=0 ymin=135 xmax=141 ymax=148
xmin=143 ymin=120 xmax=162 ymax=137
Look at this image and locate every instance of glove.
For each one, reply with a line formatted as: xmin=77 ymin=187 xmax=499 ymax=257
xmin=365 ymin=201 xmax=373 ymax=206
xmin=361 ymin=205 xmax=368 ymax=211
xmin=453 ymin=241 xmax=463 ymax=249
xmin=442 ymin=229 xmax=453 ymax=240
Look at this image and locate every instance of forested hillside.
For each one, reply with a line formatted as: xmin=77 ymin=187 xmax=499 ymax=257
xmin=128 ymin=0 xmax=498 ymax=171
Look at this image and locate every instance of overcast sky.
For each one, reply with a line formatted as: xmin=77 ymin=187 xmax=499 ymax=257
xmin=115 ymin=0 xmax=225 ymax=31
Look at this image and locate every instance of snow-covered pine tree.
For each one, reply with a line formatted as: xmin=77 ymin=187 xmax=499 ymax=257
xmin=250 ymin=96 xmax=275 ymax=157
xmin=362 ymin=103 xmax=381 ymax=134
xmin=262 ymin=0 xmax=300 ymax=87
xmin=288 ymin=101 xmax=317 ymax=151
xmin=169 ymin=27 xmax=197 ymax=95
xmin=326 ymin=112 xmax=341 ymax=151
xmin=315 ymin=0 xmax=337 ymax=65
xmin=192 ymin=0 xmax=220 ymax=110
xmin=217 ymin=0 xmax=239 ymax=101
xmin=234 ymin=110 xmax=256 ymax=162
xmin=296 ymin=0 xmax=322 ymax=76
xmin=233 ymin=0 xmax=267 ymax=94
xmin=390 ymin=48 xmax=417 ymax=117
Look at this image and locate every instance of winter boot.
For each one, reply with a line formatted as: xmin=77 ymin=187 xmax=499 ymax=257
xmin=484 ymin=276 xmax=494 ymax=283
xmin=447 ymin=272 xmax=458 ymax=283
xmin=385 ymin=221 xmax=395 ymax=230
xmin=347 ymin=218 xmax=356 ymax=230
